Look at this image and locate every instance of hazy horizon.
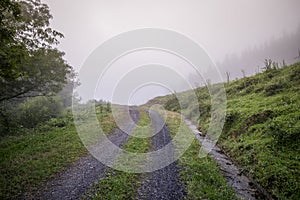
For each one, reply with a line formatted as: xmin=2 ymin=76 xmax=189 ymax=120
xmin=43 ymin=0 xmax=300 ymax=104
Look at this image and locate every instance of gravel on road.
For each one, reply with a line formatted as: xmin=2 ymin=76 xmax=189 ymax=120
xmin=137 ymin=110 xmax=186 ymax=200
xmin=30 ymin=108 xmax=139 ymax=200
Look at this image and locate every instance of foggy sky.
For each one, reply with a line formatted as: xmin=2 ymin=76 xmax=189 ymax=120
xmin=42 ymin=0 xmax=300 ymax=104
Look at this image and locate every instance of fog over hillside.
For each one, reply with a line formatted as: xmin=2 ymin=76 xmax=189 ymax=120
xmin=42 ymin=0 xmax=300 ymax=103
xmin=217 ymin=25 xmax=300 ymax=80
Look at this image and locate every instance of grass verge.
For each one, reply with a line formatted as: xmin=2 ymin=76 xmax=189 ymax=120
xmin=165 ymin=111 xmax=237 ymax=200
xmin=0 ymin=124 xmax=85 ymax=199
xmin=0 ymin=107 xmax=116 ymax=199
xmin=157 ymin=62 xmax=300 ymax=199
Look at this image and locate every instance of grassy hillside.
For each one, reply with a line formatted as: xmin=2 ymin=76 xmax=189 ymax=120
xmin=149 ymin=62 xmax=300 ymax=199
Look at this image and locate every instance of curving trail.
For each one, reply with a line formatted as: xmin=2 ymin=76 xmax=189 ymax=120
xmin=25 ymin=108 xmax=269 ymax=200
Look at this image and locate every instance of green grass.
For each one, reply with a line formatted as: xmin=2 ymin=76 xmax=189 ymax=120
xmin=130 ymin=108 xmax=151 ymax=140
xmin=157 ymin=62 xmax=300 ymax=199
xmin=97 ymin=112 xmax=117 ymax=135
xmin=86 ymin=109 xmax=151 ymax=199
xmin=88 ymin=109 xmax=236 ymax=199
xmin=219 ymin=92 xmax=300 ymax=199
xmin=165 ymin=111 xmax=237 ymax=200
xmin=0 ymin=124 xmax=85 ymax=199
xmin=86 ymin=170 xmax=138 ymax=200
xmin=0 ymin=107 xmax=116 ymax=199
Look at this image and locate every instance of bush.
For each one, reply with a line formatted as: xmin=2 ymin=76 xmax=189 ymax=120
xmin=36 ymin=110 xmax=74 ymax=132
xmin=164 ymin=95 xmax=180 ymax=112
xmin=17 ymin=96 xmax=63 ymax=128
xmin=0 ymin=101 xmax=21 ymax=135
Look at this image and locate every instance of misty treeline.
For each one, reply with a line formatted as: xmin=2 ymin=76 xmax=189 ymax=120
xmin=218 ymin=26 xmax=300 ymax=79
xmin=0 ymin=0 xmax=78 ymax=135
xmin=187 ymin=26 xmax=300 ymax=88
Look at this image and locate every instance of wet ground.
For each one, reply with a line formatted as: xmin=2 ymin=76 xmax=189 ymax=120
xmin=185 ymin=119 xmax=272 ymax=200
xmin=137 ymin=110 xmax=186 ymax=200
xmin=30 ymin=109 xmax=139 ymax=200
xmin=27 ymin=109 xmax=271 ymax=200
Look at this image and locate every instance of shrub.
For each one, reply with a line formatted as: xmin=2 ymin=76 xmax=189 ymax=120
xmin=17 ymin=96 xmax=63 ymax=128
xmin=164 ymin=95 xmax=180 ymax=112
xmin=36 ymin=110 xmax=74 ymax=132
xmin=0 ymin=101 xmax=21 ymax=135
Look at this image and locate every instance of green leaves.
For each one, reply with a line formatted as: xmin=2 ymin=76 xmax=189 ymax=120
xmin=16 ymin=0 xmax=62 ymax=49
xmin=1 ymin=48 xmax=71 ymax=102
xmin=18 ymin=96 xmax=63 ymax=128
xmin=0 ymin=0 xmax=69 ymax=102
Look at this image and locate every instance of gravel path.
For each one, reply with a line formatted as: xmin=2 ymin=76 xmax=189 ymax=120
xmin=24 ymin=108 xmax=270 ymax=200
xmin=137 ymin=110 xmax=186 ymax=200
xmin=30 ymin=108 xmax=139 ymax=200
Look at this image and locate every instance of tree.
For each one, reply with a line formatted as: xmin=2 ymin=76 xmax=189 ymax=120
xmin=294 ymin=48 xmax=300 ymax=60
xmin=225 ymin=71 xmax=230 ymax=84
xmin=0 ymin=48 xmax=71 ymax=102
xmin=1 ymin=0 xmax=25 ymax=81
xmin=58 ymin=70 xmax=80 ymax=108
xmin=281 ymin=60 xmax=286 ymax=68
xmin=0 ymin=0 xmax=68 ymax=102
xmin=263 ymin=59 xmax=273 ymax=71
xmin=1 ymin=0 xmax=63 ymax=50
xmin=241 ymin=69 xmax=246 ymax=78
xmin=0 ymin=0 xmax=21 ymax=43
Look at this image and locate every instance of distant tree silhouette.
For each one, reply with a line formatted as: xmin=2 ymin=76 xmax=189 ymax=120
xmin=294 ymin=48 xmax=300 ymax=60
xmin=218 ymin=25 xmax=300 ymax=79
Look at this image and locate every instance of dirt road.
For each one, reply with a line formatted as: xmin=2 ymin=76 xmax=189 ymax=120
xmin=30 ymin=109 xmax=268 ymax=200
xmin=32 ymin=109 xmax=139 ymax=200
xmin=137 ymin=110 xmax=186 ymax=199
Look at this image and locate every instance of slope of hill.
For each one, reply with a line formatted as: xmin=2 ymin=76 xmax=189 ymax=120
xmin=147 ymin=62 xmax=300 ymax=199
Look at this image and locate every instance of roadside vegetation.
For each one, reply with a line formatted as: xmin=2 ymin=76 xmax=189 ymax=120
xmin=85 ymin=109 xmax=151 ymax=199
xmin=0 ymin=0 xmax=83 ymax=198
xmin=1 ymin=1 xmax=299 ymax=199
xmin=156 ymin=61 xmax=300 ymax=199
xmin=0 ymin=1 xmax=118 ymax=198
xmin=0 ymin=102 xmax=114 ymax=199
xmin=0 ymin=112 xmax=84 ymax=199
xmin=88 ymin=108 xmax=237 ymax=199
xmin=164 ymin=111 xmax=237 ymax=200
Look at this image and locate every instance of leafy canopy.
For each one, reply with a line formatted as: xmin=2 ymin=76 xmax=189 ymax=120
xmin=0 ymin=0 xmax=71 ymax=102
